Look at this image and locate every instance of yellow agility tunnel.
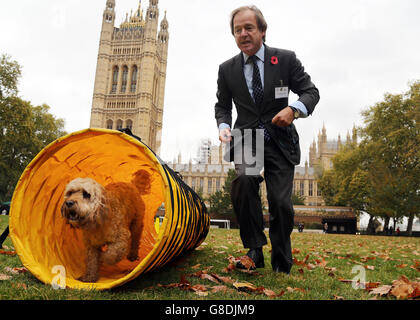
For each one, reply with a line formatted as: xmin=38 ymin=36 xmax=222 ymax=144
xmin=9 ymin=128 xmax=210 ymax=290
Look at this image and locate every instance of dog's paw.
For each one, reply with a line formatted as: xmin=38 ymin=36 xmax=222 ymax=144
xmin=78 ymin=274 xmax=99 ymax=283
xmin=127 ymin=253 xmax=139 ymax=262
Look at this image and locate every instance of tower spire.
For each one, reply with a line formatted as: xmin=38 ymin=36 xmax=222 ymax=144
xmin=103 ymin=0 xmax=115 ymax=25
xmin=158 ymin=10 xmax=169 ymax=43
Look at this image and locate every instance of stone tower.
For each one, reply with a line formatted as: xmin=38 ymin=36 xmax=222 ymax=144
xmin=90 ymin=0 xmax=169 ymax=154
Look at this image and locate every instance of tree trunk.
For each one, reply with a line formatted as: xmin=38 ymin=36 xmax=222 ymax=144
xmin=406 ymin=212 xmax=414 ymax=236
xmin=392 ymin=217 xmax=397 ymax=235
xmin=384 ymin=216 xmax=390 ymax=230
xmin=367 ymin=215 xmax=375 ymax=234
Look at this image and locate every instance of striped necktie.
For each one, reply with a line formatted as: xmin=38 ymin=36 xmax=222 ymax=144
xmin=251 ymin=55 xmax=264 ymax=107
xmin=250 ymin=56 xmax=270 ymax=142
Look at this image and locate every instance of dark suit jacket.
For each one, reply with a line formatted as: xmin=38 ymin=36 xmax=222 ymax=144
xmin=215 ymin=44 xmax=320 ymax=165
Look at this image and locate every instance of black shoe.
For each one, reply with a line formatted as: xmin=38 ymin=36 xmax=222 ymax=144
xmin=272 ymin=266 xmax=290 ymax=275
xmin=236 ymin=248 xmax=265 ymax=270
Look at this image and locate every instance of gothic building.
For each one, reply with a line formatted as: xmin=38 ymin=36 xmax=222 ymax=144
xmin=90 ymin=0 xmax=169 ymax=154
xmin=169 ymin=126 xmax=357 ymax=207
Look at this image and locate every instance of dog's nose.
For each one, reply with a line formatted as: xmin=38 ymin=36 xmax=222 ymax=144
xmin=65 ymin=201 xmax=75 ymax=208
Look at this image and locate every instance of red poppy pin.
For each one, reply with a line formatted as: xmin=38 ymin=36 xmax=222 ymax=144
xmin=271 ymin=56 xmax=278 ymax=65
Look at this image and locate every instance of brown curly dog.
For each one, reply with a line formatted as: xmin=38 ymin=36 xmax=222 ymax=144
xmin=61 ymin=170 xmax=150 ymax=283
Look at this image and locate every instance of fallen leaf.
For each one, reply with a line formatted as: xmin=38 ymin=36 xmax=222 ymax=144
xmin=306 ymin=263 xmax=316 ymax=270
xmin=0 ymin=250 xmax=16 ymax=256
xmin=0 ymin=273 xmax=11 ymax=280
xmin=226 ymin=255 xmax=256 ymax=272
xmin=14 ymin=267 xmax=28 ymax=273
xmin=180 ymin=274 xmax=190 ymax=286
xmin=333 ymin=295 xmax=345 ymax=300
xmin=286 ymin=287 xmax=306 ymax=293
xmin=390 ymin=276 xmax=418 ymax=299
xmin=238 ymin=256 xmax=256 ymax=270
xmin=210 ymin=273 xmax=235 ymax=284
xmin=324 ymin=267 xmax=337 ymax=272
xmin=364 ymin=282 xmax=381 ymax=291
xmin=390 ymin=283 xmax=414 ymax=299
xmin=199 ymin=273 xmax=220 ymax=284
xmin=293 ymin=256 xmax=309 ymax=267
xmin=4 ymin=267 xmax=19 ymax=274
xmin=190 ymin=284 xmax=208 ymax=293
xmin=211 ymin=285 xmax=229 ymax=293
xmin=315 ymin=258 xmax=327 ymax=267
xmin=191 ymin=264 xmax=201 ymax=270
xmin=233 ymin=281 xmax=257 ymax=292
xmin=12 ymin=283 xmax=27 ymax=290
xmin=263 ymin=288 xmax=277 ymax=298
xmin=369 ymin=285 xmax=392 ymax=297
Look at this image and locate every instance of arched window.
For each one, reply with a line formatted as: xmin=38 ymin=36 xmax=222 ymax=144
xmin=116 ymin=119 xmax=123 ymax=130
xmin=126 ymin=119 xmax=133 ymax=131
xmin=152 ymin=75 xmax=159 ymax=104
xmin=111 ymin=66 xmax=119 ymax=93
xmin=106 ymin=120 xmax=113 ymax=130
xmin=130 ymin=66 xmax=138 ymax=93
xmin=121 ymin=66 xmax=128 ymax=93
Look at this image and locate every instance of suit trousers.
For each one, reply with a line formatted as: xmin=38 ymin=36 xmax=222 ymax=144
xmin=230 ymin=135 xmax=295 ymax=273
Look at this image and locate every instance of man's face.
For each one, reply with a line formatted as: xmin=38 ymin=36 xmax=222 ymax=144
xmin=233 ymin=9 xmax=265 ymax=56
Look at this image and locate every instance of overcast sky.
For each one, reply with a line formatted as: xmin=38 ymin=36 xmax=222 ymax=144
xmin=1 ymin=0 xmax=419 ymax=165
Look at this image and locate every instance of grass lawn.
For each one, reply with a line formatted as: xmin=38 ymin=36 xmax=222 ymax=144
xmin=0 ymin=215 xmax=418 ymax=300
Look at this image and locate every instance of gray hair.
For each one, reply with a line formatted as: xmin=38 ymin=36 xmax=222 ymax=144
xmin=230 ymin=5 xmax=267 ymax=42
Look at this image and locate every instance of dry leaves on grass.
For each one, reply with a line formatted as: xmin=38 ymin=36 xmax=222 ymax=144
xmin=0 ymin=250 xmax=16 ymax=256
xmin=293 ymin=253 xmax=335 ymax=276
xmin=286 ymin=287 xmax=306 ymax=294
xmin=232 ymin=281 xmax=285 ymax=298
xmin=12 ymin=282 xmax=27 ymax=290
xmin=155 ymin=258 xmax=285 ymax=299
xmin=338 ymin=278 xmax=381 ymax=290
xmin=369 ymin=285 xmax=393 ymax=297
xmin=339 ymin=275 xmax=420 ymax=300
xmin=0 ymin=273 xmax=11 ymax=280
xmin=0 ymin=266 xmax=29 ymax=282
xmin=389 ymin=276 xmax=420 ymax=299
xmin=226 ymin=255 xmax=256 ymax=272
xmin=4 ymin=267 xmax=28 ymax=274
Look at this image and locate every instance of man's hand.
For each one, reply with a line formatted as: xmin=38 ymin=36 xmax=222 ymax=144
xmin=272 ymin=106 xmax=294 ymax=127
xmin=219 ymin=128 xmax=232 ymax=143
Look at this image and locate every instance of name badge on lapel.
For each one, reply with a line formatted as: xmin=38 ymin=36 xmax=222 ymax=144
xmin=275 ymin=86 xmax=289 ymax=99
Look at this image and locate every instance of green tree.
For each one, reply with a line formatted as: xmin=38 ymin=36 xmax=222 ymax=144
xmin=208 ymin=169 xmax=236 ymax=218
xmin=0 ymin=54 xmax=21 ymax=98
xmin=291 ymin=193 xmax=305 ymax=205
xmin=317 ymin=168 xmax=341 ymax=206
xmin=0 ymin=55 xmax=66 ymax=201
xmin=317 ymin=81 xmax=419 ymax=235
xmin=360 ymin=81 xmax=420 ymax=235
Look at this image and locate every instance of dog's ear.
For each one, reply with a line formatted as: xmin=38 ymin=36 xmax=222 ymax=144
xmin=131 ymin=169 xmax=151 ymax=194
xmin=91 ymin=187 xmax=108 ymax=226
xmin=61 ymin=202 xmax=66 ymax=218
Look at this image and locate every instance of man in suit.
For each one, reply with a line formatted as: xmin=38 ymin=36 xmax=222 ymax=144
xmin=215 ymin=6 xmax=319 ymax=274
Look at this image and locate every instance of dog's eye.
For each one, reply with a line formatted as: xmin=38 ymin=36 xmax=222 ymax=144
xmin=66 ymin=191 xmax=73 ymax=197
xmin=83 ymin=191 xmax=91 ymax=199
